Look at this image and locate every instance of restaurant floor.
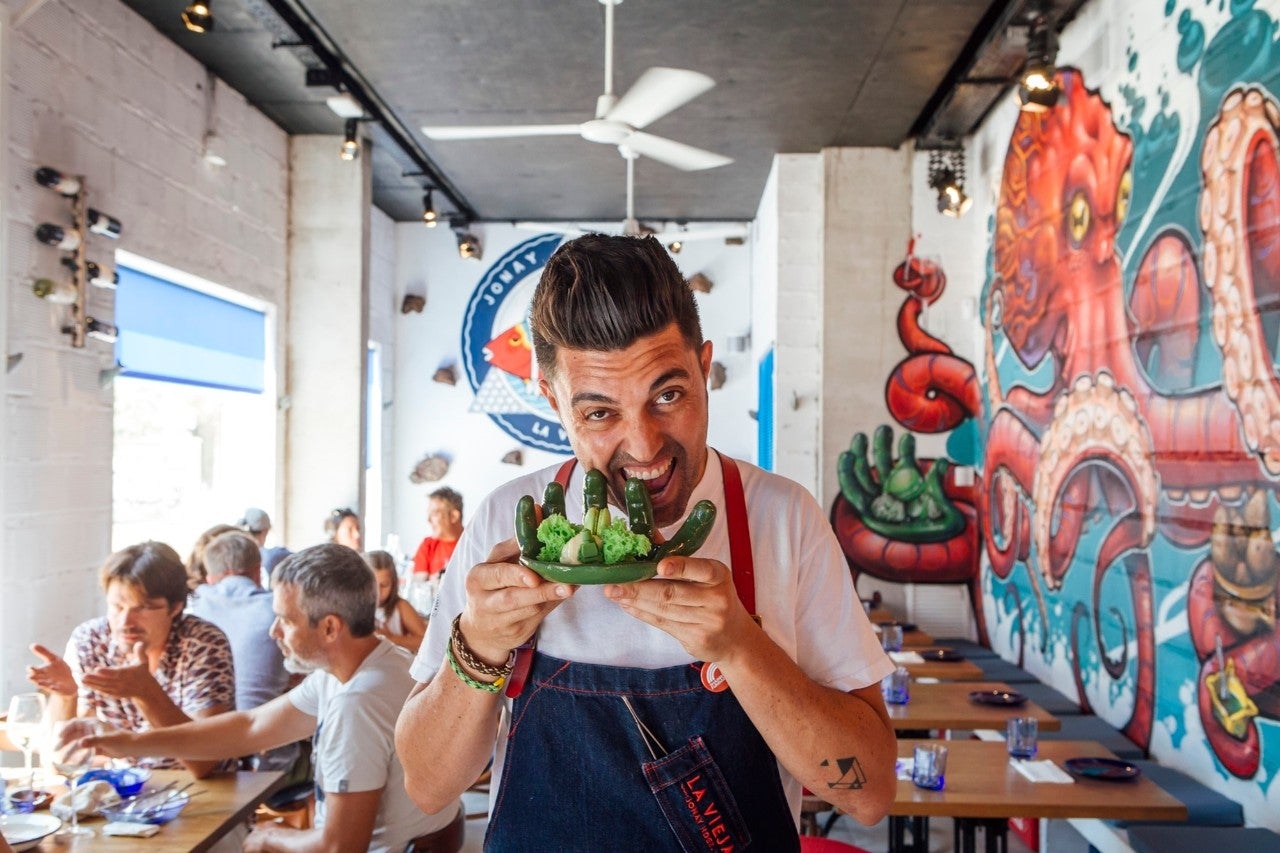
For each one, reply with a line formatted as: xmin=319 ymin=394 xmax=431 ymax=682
xmin=455 ymin=791 xmax=1092 ymax=851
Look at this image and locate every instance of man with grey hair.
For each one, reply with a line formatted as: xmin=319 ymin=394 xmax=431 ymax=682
xmin=72 ymin=544 xmax=463 ymax=853
xmin=188 ymin=531 xmax=296 ymax=771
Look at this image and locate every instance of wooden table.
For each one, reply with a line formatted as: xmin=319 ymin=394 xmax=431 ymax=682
xmin=29 ymin=769 xmax=285 ymax=852
xmin=889 ymin=652 xmax=986 ymax=681
xmin=886 ymin=681 xmax=1060 ymax=733
xmin=889 ymin=739 xmax=1185 ymax=853
xmin=873 ymin=623 xmax=935 ymax=647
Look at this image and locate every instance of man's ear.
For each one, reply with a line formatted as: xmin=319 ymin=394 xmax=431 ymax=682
xmin=540 ymin=378 xmax=559 ymax=415
xmin=699 ymin=340 xmax=713 ymax=378
xmin=320 ymin=613 xmax=343 ymax=641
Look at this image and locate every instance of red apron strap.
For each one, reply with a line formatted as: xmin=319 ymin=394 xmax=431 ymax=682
xmin=716 ymin=451 xmax=756 ymax=617
xmin=554 ymin=459 xmax=576 ymax=488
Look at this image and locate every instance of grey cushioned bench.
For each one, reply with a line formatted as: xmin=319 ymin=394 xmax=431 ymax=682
xmin=1112 ymin=760 xmax=1243 ymax=827
xmin=1014 ymin=681 xmax=1083 ymax=716
xmin=1038 ymin=714 xmax=1145 ymax=759
xmin=933 ymin=638 xmax=999 ymax=659
xmin=1128 ymin=826 xmax=1280 ymax=853
xmin=972 ymin=656 xmax=1039 ymax=683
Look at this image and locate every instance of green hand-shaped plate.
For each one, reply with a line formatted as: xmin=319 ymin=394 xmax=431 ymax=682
xmin=519 ymin=556 xmax=659 ymax=585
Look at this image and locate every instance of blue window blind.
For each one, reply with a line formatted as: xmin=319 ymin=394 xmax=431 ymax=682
xmin=757 ymin=346 xmax=775 ymax=471
xmin=115 ymin=264 xmax=266 ymax=394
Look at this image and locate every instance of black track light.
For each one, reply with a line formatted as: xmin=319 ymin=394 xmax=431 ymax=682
xmin=340 ymin=118 xmax=360 ymax=161
xmin=182 ymin=1 xmax=213 ymax=33
xmin=927 ymin=148 xmax=972 ymax=218
xmin=1018 ymin=5 xmax=1060 ymax=113
xmin=422 ymin=189 xmax=439 ymax=228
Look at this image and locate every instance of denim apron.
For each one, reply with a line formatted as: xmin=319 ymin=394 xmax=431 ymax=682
xmin=485 ymin=454 xmax=799 ymax=852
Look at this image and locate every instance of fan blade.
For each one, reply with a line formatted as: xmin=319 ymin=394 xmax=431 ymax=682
xmin=513 ymin=222 xmax=587 ymax=236
xmin=421 ymin=124 xmax=581 ymax=140
xmin=625 ymin=132 xmax=732 ymax=171
xmin=649 ymin=224 xmax=749 ymax=242
xmin=606 ymin=67 xmax=715 ymax=129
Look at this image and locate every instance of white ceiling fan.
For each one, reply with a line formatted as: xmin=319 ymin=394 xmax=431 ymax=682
xmin=421 ymin=0 xmax=732 ymax=172
xmin=515 ymin=148 xmax=748 ymax=244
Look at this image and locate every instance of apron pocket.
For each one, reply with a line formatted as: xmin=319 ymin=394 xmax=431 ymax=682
xmin=642 ymin=735 xmax=752 ymax=852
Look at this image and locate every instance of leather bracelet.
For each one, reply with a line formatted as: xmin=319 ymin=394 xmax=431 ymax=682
xmin=450 ymin=614 xmax=515 ymax=678
xmin=446 ymin=640 xmax=503 ymax=693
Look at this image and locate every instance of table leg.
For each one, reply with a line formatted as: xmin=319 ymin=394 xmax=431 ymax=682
xmin=890 ymin=816 xmax=930 ymax=853
xmin=955 ymin=818 xmax=977 ymax=853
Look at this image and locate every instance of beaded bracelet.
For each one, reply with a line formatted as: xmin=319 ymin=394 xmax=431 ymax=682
xmin=450 ymin=614 xmax=515 ymax=678
xmin=446 ymin=638 xmax=504 ymax=693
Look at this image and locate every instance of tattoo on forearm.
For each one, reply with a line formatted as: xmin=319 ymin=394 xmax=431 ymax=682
xmin=821 ymin=756 xmax=866 ymax=790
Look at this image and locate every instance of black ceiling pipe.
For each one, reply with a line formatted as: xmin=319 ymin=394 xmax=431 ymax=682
xmin=261 ymin=0 xmax=478 ymax=223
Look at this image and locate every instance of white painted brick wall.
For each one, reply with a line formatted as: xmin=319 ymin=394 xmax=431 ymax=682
xmin=820 ymin=147 xmax=912 ymax=508
xmin=772 ymin=154 xmax=824 ymax=497
xmin=1 ymin=0 xmax=288 ymax=700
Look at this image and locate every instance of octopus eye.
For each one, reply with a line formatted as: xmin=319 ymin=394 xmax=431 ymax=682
xmin=1116 ymin=169 xmax=1133 ymax=225
xmin=1067 ymin=192 xmax=1091 ymax=247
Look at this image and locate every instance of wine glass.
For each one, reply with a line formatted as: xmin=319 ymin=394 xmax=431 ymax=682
xmin=52 ymin=718 xmax=99 ymax=838
xmin=6 ymin=693 xmax=47 ymax=780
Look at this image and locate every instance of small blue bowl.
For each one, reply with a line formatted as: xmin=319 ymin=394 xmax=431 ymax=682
xmin=100 ymin=790 xmax=189 ymax=825
xmin=77 ymin=767 xmax=151 ymax=797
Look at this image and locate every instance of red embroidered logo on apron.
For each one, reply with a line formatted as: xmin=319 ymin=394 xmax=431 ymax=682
xmin=680 ymin=772 xmax=738 ymax=851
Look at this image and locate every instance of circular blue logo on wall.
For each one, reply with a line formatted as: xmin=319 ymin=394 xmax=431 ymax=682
xmin=460 ymin=233 xmax=570 ymax=453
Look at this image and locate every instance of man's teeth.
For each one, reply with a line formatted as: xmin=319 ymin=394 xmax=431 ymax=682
xmin=625 ymin=461 xmax=672 ymax=481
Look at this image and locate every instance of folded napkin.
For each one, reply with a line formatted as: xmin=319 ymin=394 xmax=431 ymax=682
xmin=1010 ymin=759 xmax=1074 ymax=783
xmin=889 ymin=651 xmax=925 ymax=665
xmin=103 ymin=821 xmax=162 ymax=837
xmin=52 ymin=779 xmax=121 ymax=819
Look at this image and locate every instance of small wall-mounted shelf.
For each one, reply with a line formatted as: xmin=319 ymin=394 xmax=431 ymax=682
xmin=32 ymin=167 xmax=122 ymax=349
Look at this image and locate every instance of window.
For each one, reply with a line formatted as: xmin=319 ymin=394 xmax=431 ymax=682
xmin=111 ymin=253 xmax=277 ymax=556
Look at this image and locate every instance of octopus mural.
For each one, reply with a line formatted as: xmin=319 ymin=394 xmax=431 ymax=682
xmin=981 ymin=54 xmax=1280 ymax=776
xmin=831 ymin=248 xmax=987 ymax=642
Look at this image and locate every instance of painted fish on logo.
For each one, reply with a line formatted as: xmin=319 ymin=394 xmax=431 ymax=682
xmin=461 ymin=233 xmax=571 ymax=452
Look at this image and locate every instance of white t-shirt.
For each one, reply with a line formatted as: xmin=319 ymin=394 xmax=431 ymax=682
xmin=409 ymin=451 xmax=893 ymax=821
xmin=292 ymin=640 xmax=456 ymax=852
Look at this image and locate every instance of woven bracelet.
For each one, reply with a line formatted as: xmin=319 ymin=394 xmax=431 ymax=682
xmin=450 ymin=614 xmax=515 ymax=678
xmin=446 ymin=639 xmax=504 ymax=693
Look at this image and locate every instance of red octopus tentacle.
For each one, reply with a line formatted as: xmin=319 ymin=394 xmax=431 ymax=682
xmin=885 ymin=353 xmax=981 ymax=433
xmin=981 ymin=408 xmax=1038 ymax=578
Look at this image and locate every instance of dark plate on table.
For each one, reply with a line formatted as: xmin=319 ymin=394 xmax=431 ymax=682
xmin=520 ymin=557 xmax=658 ymax=585
xmin=1063 ymin=757 xmax=1142 ymax=781
xmin=5 ymin=789 xmax=53 ymax=811
xmin=921 ymin=648 xmax=965 ymax=662
xmin=968 ymin=689 xmax=1027 ymax=707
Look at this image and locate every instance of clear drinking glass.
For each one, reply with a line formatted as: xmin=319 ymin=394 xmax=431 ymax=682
xmin=881 ymin=666 xmax=911 ymax=705
xmin=6 ymin=693 xmax=47 ymax=781
xmin=52 ymin=718 xmax=99 ymax=838
xmin=882 ymin=624 xmax=904 ymax=653
xmin=912 ymin=743 xmax=947 ymax=790
xmin=1006 ymin=716 xmax=1038 ymax=760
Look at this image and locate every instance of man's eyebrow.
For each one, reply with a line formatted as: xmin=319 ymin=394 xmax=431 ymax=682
xmin=650 ymin=368 xmax=692 ymax=391
xmin=570 ymin=390 xmax=618 ymax=407
xmin=569 ymin=368 xmax=692 ymax=407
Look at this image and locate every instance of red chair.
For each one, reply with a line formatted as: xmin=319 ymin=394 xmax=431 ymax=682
xmin=799 ymin=837 xmax=872 ymax=853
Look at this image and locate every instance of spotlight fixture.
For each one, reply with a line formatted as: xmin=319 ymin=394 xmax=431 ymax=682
xmin=422 ymin=189 xmax=439 ymax=228
xmin=451 ymin=220 xmax=482 ymax=260
xmin=927 ymin=148 xmax=973 ymax=218
xmin=1018 ymin=3 xmax=1060 ymax=113
xmin=340 ymin=118 xmax=361 ymax=161
xmin=182 ymin=1 xmax=213 ymax=33
xmin=668 ymin=240 xmax=683 ymax=254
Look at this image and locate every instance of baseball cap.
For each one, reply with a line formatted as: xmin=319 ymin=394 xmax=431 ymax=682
xmin=238 ymin=508 xmax=271 ymax=534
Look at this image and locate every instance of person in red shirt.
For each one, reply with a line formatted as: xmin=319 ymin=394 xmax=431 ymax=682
xmin=411 ymin=487 xmax=463 ymax=578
